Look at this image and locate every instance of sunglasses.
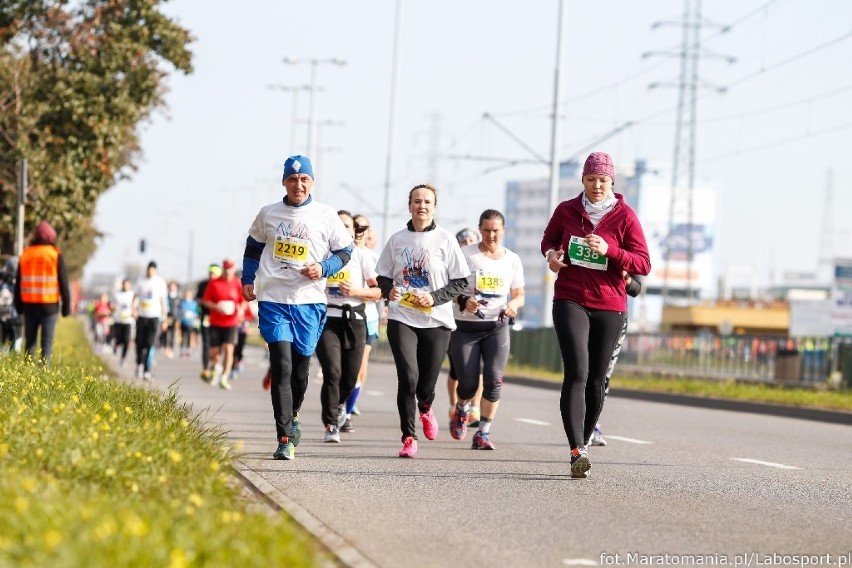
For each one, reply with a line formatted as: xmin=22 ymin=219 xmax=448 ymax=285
xmin=354 ymin=225 xmax=369 ymax=233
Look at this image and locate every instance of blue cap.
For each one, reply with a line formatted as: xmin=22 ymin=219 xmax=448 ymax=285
xmin=283 ymin=155 xmax=314 ymax=180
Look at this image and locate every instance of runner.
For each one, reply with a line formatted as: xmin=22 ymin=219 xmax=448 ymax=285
xmin=449 ymin=209 xmax=525 ymax=450
xmin=111 ymin=278 xmax=135 ymax=367
xmin=132 ymin=261 xmax=168 ymax=381
xmin=541 ymin=151 xmax=650 ymax=478
xmin=315 ymin=211 xmax=381 ymax=443
xmin=201 ymin=258 xmax=246 ymax=390
xmin=197 ymin=263 xmax=221 ymax=380
xmin=241 ymin=154 xmax=352 ymax=461
xmin=343 ymin=213 xmax=380 ymax=428
xmin=590 ymin=272 xmax=642 ymax=446
xmin=376 ymin=183 xmax=470 ymax=458
xmin=91 ymin=292 xmax=113 ymax=352
xmin=178 ymin=288 xmax=199 ymax=358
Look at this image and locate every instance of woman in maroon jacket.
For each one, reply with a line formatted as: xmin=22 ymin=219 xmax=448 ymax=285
xmin=541 ymin=152 xmax=650 ymax=479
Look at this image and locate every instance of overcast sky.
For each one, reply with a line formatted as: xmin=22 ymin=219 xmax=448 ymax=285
xmin=83 ymin=0 xmax=852 ymax=290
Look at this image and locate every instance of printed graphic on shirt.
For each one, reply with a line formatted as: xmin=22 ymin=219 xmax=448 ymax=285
xmin=399 ymin=247 xmax=431 ymax=315
xmin=273 ymin=221 xmax=311 ymax=268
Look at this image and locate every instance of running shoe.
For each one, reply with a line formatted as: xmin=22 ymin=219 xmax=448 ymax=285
xmin=570 ymin=447 xmax=591 ymax=479
xmin=273 ymin=437 xmax=295 ymax=460
xmin=219 ymin=377 xmax=231 ymax=390
xmin=449 ymin=406 xmax=469 ymax=440
xmin=143 ymin=371 xmax=152 ymax=382
xmin=337 ymin=404 xmax=348 ymax=428
xmin=135 ymin=365 xmax=144 ymax=379
xmin=398 ymin=436 xmax=417 ymax=458
xmin=340 ymin=418 xmax=355 ymax=433
xmin=471 ymin=431 xmax=495 ymax=450
xmin=350 ymin=405 xmax=361 ymax=416
xmin=262 ymin=370 xmax=271 ymax=390
xmin=419 ymin=408 xmax=438 ymax=440
xmin=324 ymin=425 xmax=341 ymax=443
xmin=289 ymin=413 xmax=302 ymax=447
xmin=590 ymin=424 xmax=607 ymax=447
xmin=200 ymin=369 xmax=212 ymax=383
xmin=468 ymin=406 xmax=481 ymax=428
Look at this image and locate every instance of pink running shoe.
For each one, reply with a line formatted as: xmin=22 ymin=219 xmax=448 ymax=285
xmin=399 ymin=436 xmax=418 ymax=458
xmin=419 ymin=408 xmax=439 ymax=440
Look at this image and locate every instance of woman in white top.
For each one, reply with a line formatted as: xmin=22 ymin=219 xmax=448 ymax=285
xmin=315 ymin=211 xmax=382 ymax=442
xmin=376 ymin=184 xmax=470 ymax=458
xmin=449 ymin=209 xmax=525 ymax=450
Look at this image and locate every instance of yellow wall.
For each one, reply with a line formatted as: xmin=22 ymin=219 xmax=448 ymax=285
xmin=661 ymin=302 xmax=789 ymax=334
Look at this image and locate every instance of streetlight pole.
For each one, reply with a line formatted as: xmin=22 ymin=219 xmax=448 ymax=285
xmin=268 ymin=84 xmax=312 ymax=152
xmin=283 ymin=57 xmax=346 ymax=161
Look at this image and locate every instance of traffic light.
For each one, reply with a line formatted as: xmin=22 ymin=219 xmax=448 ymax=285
xmin=139 ymin=239 xmax=146 ymax=253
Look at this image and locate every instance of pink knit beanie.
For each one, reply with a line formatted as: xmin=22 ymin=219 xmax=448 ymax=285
xmin=582 ymin=152 xmax=615 ymax=184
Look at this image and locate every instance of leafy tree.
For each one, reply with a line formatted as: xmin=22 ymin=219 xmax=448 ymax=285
xmin=0 ymin=0 xmax=193 ymax=278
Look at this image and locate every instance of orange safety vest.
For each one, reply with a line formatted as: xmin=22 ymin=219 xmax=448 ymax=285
xmin=20 ymin=244 xmax=61 ymax=304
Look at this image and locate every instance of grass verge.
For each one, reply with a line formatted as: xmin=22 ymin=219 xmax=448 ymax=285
xmin=506 ymin=364 xmax=852 ymax=412
xmin=0 ymin=318 xmax=330 ymax=567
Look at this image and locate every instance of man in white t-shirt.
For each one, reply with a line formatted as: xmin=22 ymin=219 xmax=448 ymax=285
xmin=133 ymin=261 xmax=168 ymax=381
xmin=241 ymin=155 xmax=353 ymax=461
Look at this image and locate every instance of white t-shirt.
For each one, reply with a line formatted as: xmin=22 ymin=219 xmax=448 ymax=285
xmin=248 ymin=198 xmax=353 ymax=305
xmin=358 ymin=247 xmax=381 ymax=329
xmin=112 ymin=290 xmax=135 ymax=324
xmin=453 ymin=243 xmax=525 ymax=321
xmin=325 ymin=246 xmax=378 ymax=319
xmin=135 ymin=275 xmax=168 ymax=319
xmin=376 ymin=224 xmax=470 ymax=330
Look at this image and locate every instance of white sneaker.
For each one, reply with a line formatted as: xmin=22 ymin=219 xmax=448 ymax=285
xmin=590 ymin=424 xmax=607 ymax=447
xmin=337 ymin=405 xmax=348 ymax=428
xmin=323 ymin=425 xmax=341 ymax=443
xmin=219 ymin=377 xmax=231 ymax=390
xmin=143 ymin=371 xmax=152 ymax=382
xmin=135 ymin=365 xmax=144 ymax=379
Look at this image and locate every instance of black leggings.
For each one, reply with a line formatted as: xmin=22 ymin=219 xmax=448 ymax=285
xmin=112 ymin=322 xmax=132 ymax=359
xmin=268 ymin=340 xmax=312 ymax=440
xmin=449 ymin=320 xmax=510 ymax=402
xmin=552 ymin=300 xmax=625 ymax=450
xmin=316 ymin=317 xmax=366 ymax=426
xmin=387 ymin=319 xmax=451 ymax=440
xmin=135 ymin=317 xmax=160 ymax=372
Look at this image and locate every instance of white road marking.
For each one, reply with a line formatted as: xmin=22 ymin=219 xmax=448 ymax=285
xmin=562 ymin=559 xmax=599 ymax=566
xmin=731 ymin=458 xmax=801 ymax=470
xmin=605 ymin=435 xmax=653 ymax=445
xmin=364 ymin=389 xmax=384 ymax=396
xmin=515 ymin=418 xmax=550 ymax=426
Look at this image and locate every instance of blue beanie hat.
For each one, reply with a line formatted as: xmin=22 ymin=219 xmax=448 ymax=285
xmin=283 ymin=155 xmax=314 ymax=180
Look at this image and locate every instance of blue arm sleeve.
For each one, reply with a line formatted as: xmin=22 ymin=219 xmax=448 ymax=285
xmin=320 ymin=244 xmax=353 ymax=278
xmin=242 ymin=236 xmax=265 ymax=285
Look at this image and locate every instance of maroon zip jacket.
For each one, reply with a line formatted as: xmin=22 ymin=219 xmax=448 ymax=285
xmin=540 ymin=192 xmax=650 ymax=312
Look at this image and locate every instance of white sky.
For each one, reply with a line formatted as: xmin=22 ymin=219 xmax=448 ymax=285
xmin=83 ymin=0 xmax=852 ymax=291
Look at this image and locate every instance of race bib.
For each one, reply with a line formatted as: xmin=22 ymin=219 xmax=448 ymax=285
xmin=567 ymin=235 xmax=608 ymax=270
xmin=326 ymin=268 xmax=350 ymax=297
xmin=475 ymin=270 xmax=508 ymax=298
xmin=274 ymin=235 xmax=310 ymax=268
xmin=218 ymin=300 xmax=235 ymax=315
xmin=399 ymin=291 xmax=431 ymax=315
xmin=140 ymin=299 xmax=154 ymax=310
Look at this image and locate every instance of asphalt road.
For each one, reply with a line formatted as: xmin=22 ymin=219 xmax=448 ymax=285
xmin=103 ymin=343 xmax=852 ymax=568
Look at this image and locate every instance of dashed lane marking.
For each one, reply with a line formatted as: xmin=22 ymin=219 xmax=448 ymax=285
xmin=514 ymin=418 xmax=550 ymax=426
xmin=731 ymin=458 xmax=801 ymax=470
xmin=605 ymin=435 xmax=653 ymax=445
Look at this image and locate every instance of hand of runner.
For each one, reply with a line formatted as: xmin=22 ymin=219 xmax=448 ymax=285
xmin=242 ymin=284 xmax=256 ymax=302
xmin=585 ymin=234 xmax=608 ymax=256
xmin=299 ymin=262 xmax=322 ymax=280
xmin=547 ymin=247 xmax=567 ymax=273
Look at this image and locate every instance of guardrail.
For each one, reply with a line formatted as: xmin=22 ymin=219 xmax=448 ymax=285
xmin=370 ymin=328 xmax=851 ymax=387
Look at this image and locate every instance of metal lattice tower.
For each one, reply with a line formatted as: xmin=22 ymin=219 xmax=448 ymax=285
xmin=819 ymin=169 xmax=834 ymax=276
xmin=645 ymin=0 xmax=734 ymax=304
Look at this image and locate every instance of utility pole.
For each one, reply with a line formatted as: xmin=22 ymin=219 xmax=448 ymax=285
xmin=540 ymin=0 xmax=567 ymax=328
xmin=16 ymin=158 xmax=27 ymax=257
xmin=382 ymin=0 xmax=403 ymax=244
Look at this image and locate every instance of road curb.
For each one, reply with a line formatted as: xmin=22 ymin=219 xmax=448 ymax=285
xmin=233 ymin=461 xmax=378 ymax=568
xmin=504 ymin=375 xmax=852 ymax=426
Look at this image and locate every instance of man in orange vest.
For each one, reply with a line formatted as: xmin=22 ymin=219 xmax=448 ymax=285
xmin=13 ymin=220 xmax=72 ymax=362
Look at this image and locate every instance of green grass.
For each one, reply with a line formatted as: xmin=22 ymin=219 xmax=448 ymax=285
xmin=0 ymin=318 xmax=330 ymax=567
xmin=506 ymin=363 xmax=852 ymax=412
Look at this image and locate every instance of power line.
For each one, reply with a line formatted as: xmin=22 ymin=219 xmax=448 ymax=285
xmin=698 ymin=120 xmax=852 ymax=163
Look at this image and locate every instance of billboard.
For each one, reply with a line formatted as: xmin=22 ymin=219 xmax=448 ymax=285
xmin=638 ymin=184 xmax=716 ymax=294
